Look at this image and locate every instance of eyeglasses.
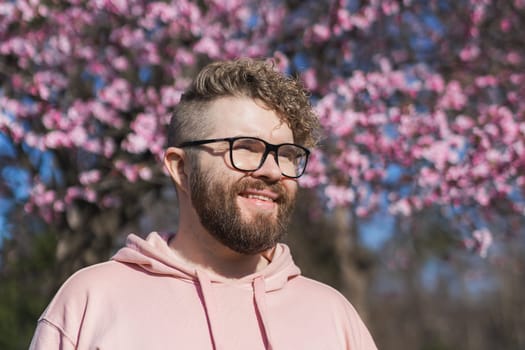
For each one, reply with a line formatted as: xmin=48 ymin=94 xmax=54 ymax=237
xmin=178 ymin=136 xmax=310 ymax=178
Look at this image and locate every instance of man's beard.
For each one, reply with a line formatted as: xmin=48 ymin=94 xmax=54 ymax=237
xmin=189 ymin=164 xmax=296 ymax=255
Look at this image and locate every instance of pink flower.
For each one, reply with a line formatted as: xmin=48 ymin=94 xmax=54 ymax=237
xmin=459 ymin=44 xmax=480 ymax=62
xmin=500 ymin=18 xmax=512 ymax=32
xmin=506 ymin=52 xmax=522 ymax=65
xmin=113 ymin=56 xmax=129 ymax=71
xmin=349 ymin=71 xmax=367 ymax=92
xmin=418 ymin=167 xmax=441 ymax=187
xmin=325 ymin=185 xmax=355 ymax=208
xmin=472 ymin=228 xmax=493 ymax=258
xmin=99 ymin=78 xmax=132 ymax=111
xmin=301 ymin=68 xmax=318 ymax=91
xmin=193 ymin=36 xmax=220 ymax=58
xmin=336 ymin=9 xmax=353 ymax=31
xmin=475 ymin=75 xmax=498 ymax=88
xmin=103 ymin=138 xmax=116 ymax=158
xmin=79 ymin=170 xmax=101 ymax=185
xmin=161 ymin=86 xmax=182 ymax=107
xmin=382 ymin=1 xmax=400 ymax=15
xmin=70 ymin=127 xmax=88 ymax=147
xmin=311 ymin=24 xmax=331 ymax=42
xmin=426 ymin=74 xmax=445 ymax=93
xmin=453 ymin=115 xmax=474 ymax=132
xmin=123 ymin=133 xmax=149 ymax=154
xmin=139 ymin=166 xmax=153 ymax=180
xmin=439 ymin=81 xmax=467 ymax=110
xmin=389 ymin=198 xmax=411 ymax=216
xmin=475 ymin=187 xmax=490 ymax=206
xmin=45 ymin=131 xmax=70 ymax=148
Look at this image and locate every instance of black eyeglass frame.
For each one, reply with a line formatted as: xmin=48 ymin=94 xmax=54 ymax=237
xmin=178 ymin=136 xmax=310 ymax=179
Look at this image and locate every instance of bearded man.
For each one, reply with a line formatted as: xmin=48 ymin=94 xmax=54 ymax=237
xmin=30 ymin=58 xmax=377 ymax=350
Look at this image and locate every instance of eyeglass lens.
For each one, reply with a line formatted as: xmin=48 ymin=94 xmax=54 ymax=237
xmin=230 ymin=138 xmax=307 ymax=177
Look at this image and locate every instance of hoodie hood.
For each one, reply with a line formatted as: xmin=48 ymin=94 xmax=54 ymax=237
xmin=112 ymin=232 xmax=301 ymax=350
xmin=111 ymin=232 xmax=301 ymax=289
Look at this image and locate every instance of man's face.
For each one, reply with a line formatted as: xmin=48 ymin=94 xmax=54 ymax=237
xmin=188 ymin=96 xmax=299 ymax=254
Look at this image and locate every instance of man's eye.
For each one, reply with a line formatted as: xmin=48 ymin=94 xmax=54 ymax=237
xmin=233 ymin=140 xmax=263 ymax=152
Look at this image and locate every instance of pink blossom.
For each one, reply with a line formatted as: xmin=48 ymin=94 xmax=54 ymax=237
xmin=382 ymin=1 xmax=400 ymax=15
xmin=79 ymin=170 xmax=101 ymax=185
xmin=115 ymin=160 xmax=140 ymax=182
xmin=123 ymin=133 xmax=149 ymax=154
xmin=349 ymin=71 xmax=367 ymax=91
xmin=84 ymin=140 xmax=102 ymax=154
xmin=506 ymin=52 xmax=522 ymax=65
xmin=336 ymin=9 xmax=353 ymax=31
xmin=161 ymin=86 xmax=182 ymax=107
xmin=325 ymin=185 xmax=355 ymax=208
xmin=53 ymin=200 xmax=65 ymax=212
xmin=311 ymin=24 xmax=331 ymax=43
xmin=472 ymin=228 xmax=493 ymax=258
xmin=500 ymin=18 xmax=512 ymax=32
xmin=65 ymin=187 xmax=82 ymax=204
xmin=103 ymin=138 xmax=116 ymax=158
xmin=139 ymin=166 xmax=153 ymax=180
xmin=70 ymin=127 xmax=88 ymax=147
xmin=475 ymin=187 xmax=490 ymax=206
xmin=471 ymin=162 xmax=490 ymax=178
xmin=33 ymin=184 xmax=55 ymax=205
xmin=452 ymin=115 xmax=475 ymax=132
xmin=389 ymin=198 xmax=411 ymax=216
xmin=422 ymin=141 xmax=457 ymax=170
xmin=113 ymin=56 xmax=129 ymax=71
xmin=91 ymin=101 xmax=123 ymax=128
xmin=131 ymin=113 xmax=157 ymax=135
xmin=194 ymin=37 xmax=220 ymax=58
xmin=459 ymin=44 xmax=480 ymax=61
xmin=418 ymin=167 xmax=441 ymax=187
xmin=475 ymin=75 xmax=498 ymax=87
xmin=426 ymin=74 xmax=445 ymax=93
xmin=439 ymin=81 xmax=467 ymax=110
xmin=45 ymin=131 xmax=71 ymax=148
xmin=99 ymin=78 xmax=132 ymax=111
xmin=301 ymin=68 xmax=318 ymax=91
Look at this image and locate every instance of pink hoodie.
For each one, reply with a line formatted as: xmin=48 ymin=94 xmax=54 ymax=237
xmin=30 ymin=232 xmax=377 ymax=349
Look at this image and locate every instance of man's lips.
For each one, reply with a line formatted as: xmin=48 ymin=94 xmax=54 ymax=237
xmin=239 ymin=189 xmax=279 ymax=202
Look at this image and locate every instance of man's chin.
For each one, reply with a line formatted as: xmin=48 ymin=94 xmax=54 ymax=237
xmin=240 ymin=210 xmax=279 ymax=226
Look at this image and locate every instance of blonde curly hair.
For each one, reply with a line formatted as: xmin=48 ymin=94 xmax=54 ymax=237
xmin=168 ymin=58 xmax=320 ymax=148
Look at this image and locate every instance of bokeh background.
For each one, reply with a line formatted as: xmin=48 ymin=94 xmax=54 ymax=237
xmin=1 ymin=0 xmax=525 ymax=349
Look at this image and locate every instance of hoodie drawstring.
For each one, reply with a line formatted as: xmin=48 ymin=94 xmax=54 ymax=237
xmin=254 ymin=276 xmax=274 ymax=350
xmin=196 ymin=270 xmax=275 ymax=350
xmin=196 ymin=269 xmax=224 ymax=350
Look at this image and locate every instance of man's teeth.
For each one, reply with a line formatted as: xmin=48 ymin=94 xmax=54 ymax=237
xmin=245 ymin=194 xmax=273 ymax=202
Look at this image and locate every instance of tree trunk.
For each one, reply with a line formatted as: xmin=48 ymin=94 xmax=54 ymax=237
xmin=331 ymin=206 xmax=371 ymax=321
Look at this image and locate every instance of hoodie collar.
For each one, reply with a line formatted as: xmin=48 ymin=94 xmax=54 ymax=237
xmin=111 ymin=231 xmax=301 ymax=290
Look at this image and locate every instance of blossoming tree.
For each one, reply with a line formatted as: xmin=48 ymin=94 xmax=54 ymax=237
xmin=1 ymin=0 xmax=524 ymax=309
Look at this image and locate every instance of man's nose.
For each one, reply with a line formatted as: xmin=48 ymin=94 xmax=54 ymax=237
xmin=251 ymin=153 xmax=282 ymax=181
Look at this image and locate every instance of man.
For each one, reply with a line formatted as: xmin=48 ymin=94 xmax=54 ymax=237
xmin=30 ymin=58 xmax=377 ymax=349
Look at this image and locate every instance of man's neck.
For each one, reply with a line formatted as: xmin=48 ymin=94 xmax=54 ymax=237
xmin=168 ymin=228 xmax=272 ymax=279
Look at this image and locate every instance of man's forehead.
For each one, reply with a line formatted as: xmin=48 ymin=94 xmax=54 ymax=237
xmin=202 ymin=97 xmax=292 ymax=140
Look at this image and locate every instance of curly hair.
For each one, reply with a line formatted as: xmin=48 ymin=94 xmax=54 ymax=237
xmin=167 ymin=58 xmax=320 ymax=148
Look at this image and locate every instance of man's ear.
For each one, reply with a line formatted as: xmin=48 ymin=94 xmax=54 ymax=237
xmin=164 ymin=147 xmax=191 ymax=194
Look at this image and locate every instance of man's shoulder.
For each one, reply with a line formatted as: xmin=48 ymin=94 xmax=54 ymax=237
xmin=46 ymin=260 xmax=140 ymax=306
xmin=287 ymin=275 xmax=350 ymax=305
xmin=61 ymin=260 xmax=130 ymax=288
